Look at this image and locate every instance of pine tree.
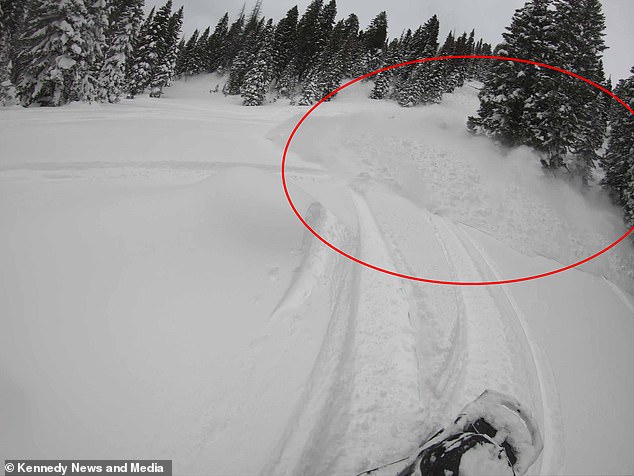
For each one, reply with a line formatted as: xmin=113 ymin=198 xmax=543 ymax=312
xmin=206 ymin=13 xmax=228 ymax=73
xmin=297 ymin=72 xmax=322 ymax=106
xmin=149 ymin=3 xmax=183 ymax=98
xmin=144 ymin=1 xmax=173 ymax=97
xmin=226 ymin=4 xmax=265 ymax=95
xmin=340 ymin=13 xmax=364 ymax=78
xmin=472 ymin=39 xmax=493 ymax=82
xmin=294 ymin=0 xmax=324 ymax=81
xmin=194 ymin=27 xmax=210 ymax=73
xmin=0 ymin=0 xmax=27 ymax=105
xmin=240 ymin=21 xmax=273 ymax=106
xmin=438 ymin=31 xmax=461 ymax=92
xmin=177 ymin=29 xmax=200 ymax=76
xmin=359 ymin=11 xmax=387 ymax=76
xmin=221 ymin=9 xmax=245 ymax=72
xmin=271 ymin=6 xmax=298 ymax=83
xmin=464 ymin=30 xmax=476 ymax=79
xmin=73 ymin=0 xmax=108 ymax=102
xmin=395 ymin=15 xmax=440 ymax=107
xmin=318 ymin=0 xmax=337 ymax=44
xmin=364 ymin=11 xmax=388 ymax=52
xmin=551 ymin=0 xmax=608 ymax=183
xmin=602 ymin=67 xmax=634 ymax=214
xmin=467 ymin=0 xmax=554 ymax=147
xmin=299 ymin=4 xmax=371 ymax=107
xmin=298 ymin=15 xmax=349 ymax=106
xmin=15 ymin=0 xmax=96 ymax=106
xmin=97 ymin=0 xmax=142 ymax=103
xmin=514 ymin=0 xmax=568 ymax=166
xmin=126 ymin=7 xmax=155 ymax=96
xmin=0 ymin=2 xmax=9 ymax=104
xmin=370 ymin=38 xmax=399 ymax=100
xmin=518 ymin=0 xmax=608 ymax=178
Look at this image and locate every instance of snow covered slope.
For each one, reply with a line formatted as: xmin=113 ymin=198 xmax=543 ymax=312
xmin=1 ymin=75 xmax=633 ymax=475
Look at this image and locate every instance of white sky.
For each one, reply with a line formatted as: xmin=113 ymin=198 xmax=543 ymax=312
xmin=146 ymin=0 xmax=633 ymax=82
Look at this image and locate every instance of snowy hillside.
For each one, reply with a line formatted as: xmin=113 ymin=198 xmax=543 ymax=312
xmin=1 ymin=75 xmax=633 ymax=475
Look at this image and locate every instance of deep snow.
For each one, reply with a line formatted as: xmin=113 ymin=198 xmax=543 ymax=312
xmin=1 ymin=75 xmax=633 ymax=475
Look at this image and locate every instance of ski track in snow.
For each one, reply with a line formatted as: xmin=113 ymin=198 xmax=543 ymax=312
xmin=264 ymin=192 xmax=425 ymax=476
xmin=454 ymin=223 xmax=565 ymax=474
xmin=360 ymin=186 xmax=549 ymax=473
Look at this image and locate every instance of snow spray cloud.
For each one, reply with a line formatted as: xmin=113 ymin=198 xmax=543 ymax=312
xmin=281 ymin=55 xmax=634 ymax=286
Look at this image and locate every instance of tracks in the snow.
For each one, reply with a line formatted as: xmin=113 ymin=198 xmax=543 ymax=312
xmin=360 ymin=188 xmax=549 ymax=473
xmin=263 ymin=170 xmax=550 ymax=475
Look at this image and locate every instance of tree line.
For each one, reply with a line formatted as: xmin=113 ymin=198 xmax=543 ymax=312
xmin=0 ymin=0 xmax=491 ymax=108
xmin=172 ymin=1 xmax=492 ymax=107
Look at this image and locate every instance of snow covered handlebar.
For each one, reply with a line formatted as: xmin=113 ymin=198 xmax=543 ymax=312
xmin=441 ymin=390 xmax=543 ymax=475
xmin=391 ymin=389 xmax=543 ymax=476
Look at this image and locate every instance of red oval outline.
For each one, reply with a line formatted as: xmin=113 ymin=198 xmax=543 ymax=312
xmin=281 ymin=55 xmax=634 ymax=286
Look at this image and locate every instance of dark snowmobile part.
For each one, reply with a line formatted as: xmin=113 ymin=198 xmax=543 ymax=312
xmin=394 ymin=389 xmax=543 ymax=476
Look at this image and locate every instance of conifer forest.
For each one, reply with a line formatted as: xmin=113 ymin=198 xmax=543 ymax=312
xmin=1 ymin=0 xmax=631 ymax=226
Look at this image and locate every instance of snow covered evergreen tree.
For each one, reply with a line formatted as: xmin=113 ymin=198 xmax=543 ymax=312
xmin=437 ymin=32 xmax=461 ymax=92
xmin=98 ymin=0 xmax=143 ymax=103
xmin=395 ymin=15 xmax=440 ymax=107
xmin=551 ymin=0 xmax=608 ymax=183
xmin=299 ymin=3 xmax=370 ymax=107
xmin=193 ymin=27 xmax=210 ymax=73
xmin=339 ymin=13 xmax=364 ymax=78
xmin=240 ymin=21 xmax=273 ymax=106
xmin=297 ymin=72 xmax=322 ymax=106
xmin=271 ymin=6 xmax=298 ymax=83
xmin=361 ymin=11 xmax=388 ymax=75
xmin=148 ymin=2 xmax=183 ymax=97
xmin=0 ymin=8 xmax=11 ymax=105
xmin=294 ymin=0 xmax=324 ymax=82
xmin=472 ymin=39 xmax=493 ymax=82
xmin=220 ymin=10 xmax=245 ymax=73
xmin=318 ymin=0 xmax=337 ymax=45
xmin=15 ymin=0 xmax=98 ymax=106
xmin=73 ymin=0 xmax=108 ymax=102
xmin=468 ymin=0 xmax=553 ymax=147
xmin=298 ymin=12 xmax=352 ymax=106
xmin=126 ymin=7 xmax=155 ymax=96
xmin=370 ymin=38 xmax=399 ymax=100
xmin=0 ymin=0 xmax=27 ymax=105
xmin=364 ymin=11 xmax=388 ymax=53
xmin=205 ymin=13 xmax=228 ymax=73
xmin=176 ymin=29 xmax=200 ymax=76
xmin=125 ymin=0 xmax=183 ymax=98
xmin=601 ymin=67 xmax=634 ymax=219
xmin=226 ymin=4 xmax=264 ymax=95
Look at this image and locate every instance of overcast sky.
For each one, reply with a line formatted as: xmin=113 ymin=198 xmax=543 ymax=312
xmin=146 ymin=0 xmax=633 ymax=82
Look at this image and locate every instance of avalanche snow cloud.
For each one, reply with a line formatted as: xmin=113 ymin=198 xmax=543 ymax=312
xmin=281 ymin=57 xmax=634 ymax=285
